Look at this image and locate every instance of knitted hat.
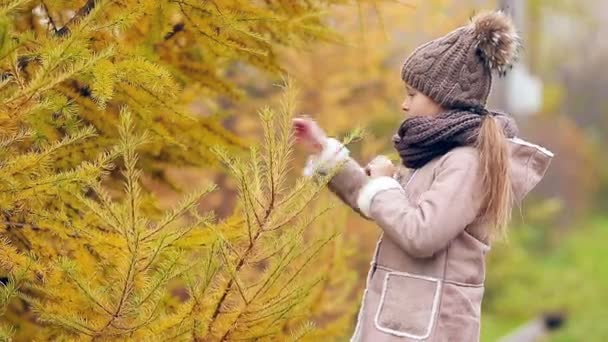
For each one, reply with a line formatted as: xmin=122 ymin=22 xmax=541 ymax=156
xmin=401 ymin=11 xmax=520 ymax=110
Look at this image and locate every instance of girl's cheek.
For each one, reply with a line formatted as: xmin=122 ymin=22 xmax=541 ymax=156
xmin=408 ymin=98 xmax=418 ymax=114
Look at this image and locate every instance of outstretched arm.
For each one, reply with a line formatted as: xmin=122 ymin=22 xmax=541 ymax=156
xmin=355 ymin=151 xmax=484 ymax=258
xmin=301 ymin=137 xmax=370 ymax=218
xmin=294 ymin=117 xmax=398 ymax=219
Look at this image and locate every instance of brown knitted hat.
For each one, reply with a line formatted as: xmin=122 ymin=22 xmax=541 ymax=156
xmin=401 ymin=11 xmax=520 ymax=110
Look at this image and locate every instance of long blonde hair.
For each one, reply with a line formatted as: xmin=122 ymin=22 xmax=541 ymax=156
xmin=476 ymin=115 xmax=513 ymax=240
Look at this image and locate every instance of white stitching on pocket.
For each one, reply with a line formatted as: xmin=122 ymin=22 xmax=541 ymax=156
xmin=374 ymin=271 xmax=442 ymax=340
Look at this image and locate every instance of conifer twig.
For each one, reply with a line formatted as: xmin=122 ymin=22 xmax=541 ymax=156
xmin=40 ymin=1 xmax=59 ymax=33
xmin=55 ymin=0 xmax=97 ymax=37
xmin=0 ymin=221 xmax=42 ymax=231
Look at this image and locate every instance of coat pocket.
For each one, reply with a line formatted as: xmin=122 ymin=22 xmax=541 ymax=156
xmin=374 ymin=271 xmax=442 ymax=339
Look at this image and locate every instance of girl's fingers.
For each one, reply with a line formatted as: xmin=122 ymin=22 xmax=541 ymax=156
xmin=293 ymin=118 xmax=323 ymax=153
xmin=293 ymin=117 xmax=325 ymax=145
xmin=366 ymin=155 xmax=396 ymax=178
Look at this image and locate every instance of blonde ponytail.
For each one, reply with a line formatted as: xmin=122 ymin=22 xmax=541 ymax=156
xmin=476 ymin=115 xmax=512 ymax=240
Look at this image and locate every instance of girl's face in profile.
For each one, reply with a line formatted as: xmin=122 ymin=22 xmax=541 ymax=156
xmin=401 ymin=84 xmax=444 ymax=118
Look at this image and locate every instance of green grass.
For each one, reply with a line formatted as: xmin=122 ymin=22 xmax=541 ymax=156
xmin=482 ymin=217 xmax=608 ymax=341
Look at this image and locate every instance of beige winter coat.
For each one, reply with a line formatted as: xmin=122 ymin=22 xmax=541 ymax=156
xmin=303 ymin=137 xmax=553 ymax=342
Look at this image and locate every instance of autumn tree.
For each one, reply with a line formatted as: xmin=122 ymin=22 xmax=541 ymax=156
xmin=0 ymin=0 xmax=374 ymax=340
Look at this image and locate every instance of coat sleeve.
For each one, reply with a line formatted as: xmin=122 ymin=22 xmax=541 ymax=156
xmin=303 ymin=138 xmax=376 ymax=219
xmin=356 ymin=150 xmax=484 ymax=258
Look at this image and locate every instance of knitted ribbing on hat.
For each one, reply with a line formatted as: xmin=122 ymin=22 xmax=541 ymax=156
xmin=401 ymin=11 xmax=520 ymax=109
xmin=392 ymin=110 xmax=518 ymax=169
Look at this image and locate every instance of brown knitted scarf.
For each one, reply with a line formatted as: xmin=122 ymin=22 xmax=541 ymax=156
xmin=392 ymin=109 xmax=519 ymax=169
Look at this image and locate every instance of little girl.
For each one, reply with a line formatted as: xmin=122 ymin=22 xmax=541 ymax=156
xmin=293 ymin=11 xmax=553 ymax=342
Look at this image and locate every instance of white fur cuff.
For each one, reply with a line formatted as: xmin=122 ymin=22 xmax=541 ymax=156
xmin=357 ymin=177 xmax=403 ymax=217
xmin=303 ymin=138 xmax=350 ymax=177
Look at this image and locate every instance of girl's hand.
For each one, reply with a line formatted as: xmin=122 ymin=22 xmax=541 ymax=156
xmin=365 ymin=155 xmax=396 ymax=178
xmin=292 ymin=116 xmax=327 ymax=154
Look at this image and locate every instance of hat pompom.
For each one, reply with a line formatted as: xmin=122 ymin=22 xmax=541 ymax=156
xmin=471 ymin=11 xmax=520 ymax=76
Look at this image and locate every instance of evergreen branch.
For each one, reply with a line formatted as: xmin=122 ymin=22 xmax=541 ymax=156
xmin=275 ymin=178 xmax=308 ymax=209
xmin=262 ymin=113 xmax=277 ymax=215
xmin=205 ymin=227 xmax=263 ymax=335
xmin=62 ymin=268 xmax=114 ymax=316
xmin=0 ymin=324 xmax=15 ymax=342
xmin=0 ymin=221 xmax=42 ymax=231
xmin=243 ymin=195 xmax=254 ymax=246
xmin=265 ymin=277 xmax=324 ymax=329
xmin=133 ymin=252 xmax=180 ymax=310
xmin=10 ymin=162 xmax=104 ymax=194
xmin=0 ymin=0 xmax=34 ymax=17
xmin=229 ymin=331 xmax=277 ymax=340
xmin=141 ymin=185 xmax=215 ymax=242
xmin=124 ymin=158 xmax=140 ymax=248
xmin=248 ymin=204 xmax=333 ymax=271
xmin=127 ymin=252 xmax=207 ymax=340
xmin=83 ymin=183 xmax=124 ymax=235
xmin=95 ymin=244 xmax=138 ymax=337
xmin=0 ymin=256 xmax=32 ymax=315
xmin=1 ymin=224 xmax=31 ymax=250
xmin=1 ymin=126 xmax=97 ymax=176
xmin=119 ymin=83 xmax=192 ymax=124
xmin=0 ymin=3 xmax=372 ymax=339
xmin=0 ymin=128 xmax=33 ymax=149
xmin=118 ymin=109 xmax=146 ymax=249
xmin=108 ymin=283 xmax=171 ymax=333
xmin=206 ymin=90 xmax=301 ymax=337
xmin=40 ymin=1 xmax=59 ymax=33
xmin=204 ymin=182 xmax=282 ymax=330
xmin=164 ymin=325 xmax=194 ymax=341
xmin=55 ymin=0 xmax=97 ymax=37
xmin=240 ymin=172 xmax=262 ymax=230
xmin=75 ymin=194 xmax=122 ymax=235
xmin=218 ymin=234 xmax=329 ymax=339
xmin=95 ymin=130 xmax=143 ymax=333
xmin=5 ymin=48 xmax=114 ymax=108
xmin=245 ymin=235 xmax=330 ymax=316
xmin=238 ymin=302 xmax=296 ymax=329
xmin=290 ymin=321 xmax=315 ymax=341
xmin=248 ymin=234 xmax=294 ymax=267
xmin=31 ymin=304 xmax=97 ymax=336
xmin=248 ymin=146 xmax=265 ymax=209
xmin=246 ymin=238 xmax=301 ymax=303
xmin=200 ymin=242 xmax=220 ymax=296
xmin=276 ymin=233 xmax=338 ymax=296
xmin=267 ymin=200 xmax=332 ymax=232
xmin=249 ymin=243 xmax=308 ymax=302
xmin=168 ymin=299 xmax=198 ymax=339
xmin=210 ymin=223 xmax=242 ymax=260
xmin=217 ymin=241 xmax=248 ymax=305
xmin=137 ymin=234 xmax=169 ymax=274
xmin=225 ymin=281 xmax=320 ymax=342
xmin=173 ymin=0 xmax=269 ymax=56
xmin=141 ymin=214 xmax=211 ymax=273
